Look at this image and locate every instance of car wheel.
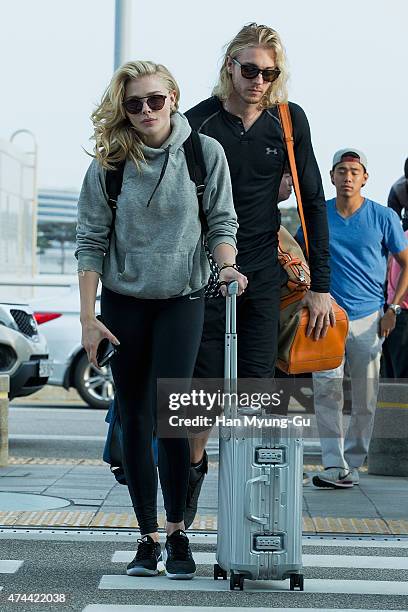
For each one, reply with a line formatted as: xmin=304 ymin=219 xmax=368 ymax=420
xmin=73 ymin=352 xmax=114 ymax=409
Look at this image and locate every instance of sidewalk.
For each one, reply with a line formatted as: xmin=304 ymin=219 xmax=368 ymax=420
xmin=1 ymin=456 xmax=407 ymax=535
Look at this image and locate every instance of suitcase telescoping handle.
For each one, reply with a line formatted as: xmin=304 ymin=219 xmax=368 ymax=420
xmin=224 ymin=281 xmax=238 ymax=411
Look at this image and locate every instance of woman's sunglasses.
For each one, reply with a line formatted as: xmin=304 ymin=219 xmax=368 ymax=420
xmin=123 ymin=94 xmax=167 ymax=115
xmin=232 ymin=58 xmax=281 ymax=83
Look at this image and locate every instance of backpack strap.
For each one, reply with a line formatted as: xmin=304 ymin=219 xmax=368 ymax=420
xmin=104 ymin=135 xmax=208 ymax=238
xmin=183 ymin=131 xmax=208 ymax=233
xmin=105 ymin=160 xmax=126 ymax=238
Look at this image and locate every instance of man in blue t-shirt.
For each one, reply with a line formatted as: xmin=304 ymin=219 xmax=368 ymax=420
xmin=298 ymin=148 xmax=408 ymax=489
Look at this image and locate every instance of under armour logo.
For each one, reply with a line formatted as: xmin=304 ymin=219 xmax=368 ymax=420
xmin=266 ymin=147 xmax=278 ymax=155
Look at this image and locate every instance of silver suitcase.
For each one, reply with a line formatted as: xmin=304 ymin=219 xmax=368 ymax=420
xmin=214 ymin=281 xmax=304 ymax=591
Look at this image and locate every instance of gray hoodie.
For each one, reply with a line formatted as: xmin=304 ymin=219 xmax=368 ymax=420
xmin=75 ymin=112 xmax=238 ymax=299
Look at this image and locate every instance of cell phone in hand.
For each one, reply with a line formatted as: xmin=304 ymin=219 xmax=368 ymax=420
xmin=96 ymin=337 xmax=117 ymax=368
xmin=96 ymin=315 xmax=117 ymax=368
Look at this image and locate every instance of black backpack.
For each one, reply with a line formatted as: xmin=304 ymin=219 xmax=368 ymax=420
xmin=105 ymin=131 xmax=220 ymax=298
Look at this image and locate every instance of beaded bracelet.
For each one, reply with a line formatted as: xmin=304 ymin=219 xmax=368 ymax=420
xmin=219 ymin=263 xmax=240 ymax=272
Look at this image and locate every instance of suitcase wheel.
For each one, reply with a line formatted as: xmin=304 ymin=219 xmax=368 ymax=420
xmin=213 ymin=563 xmax=227 ymax=580
xmin=230 ymin=570 xmax=244 ymax=591
xmin=289 ymin=573 xmax=304 ymax=591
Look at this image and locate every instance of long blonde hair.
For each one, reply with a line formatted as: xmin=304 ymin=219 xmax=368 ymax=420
xmin=90 ymin=61 xmax=180 ymax=169
xmin=213 ymin=23 xmax=289 ymax=107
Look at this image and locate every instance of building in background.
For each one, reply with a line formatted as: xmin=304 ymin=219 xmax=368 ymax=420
xmin=38 ymin=189 xmax=78 ymax=224
xmin=37 ymin=189 xmax=78 ymax=274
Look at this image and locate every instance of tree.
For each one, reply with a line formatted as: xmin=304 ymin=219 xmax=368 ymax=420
xmin=279 ymin=205 xmax=301 ymax=237
xmin=36 ymin=230 xmax=51 ymax=254
xmin=37 ymin=222 xmax=76 ymax=274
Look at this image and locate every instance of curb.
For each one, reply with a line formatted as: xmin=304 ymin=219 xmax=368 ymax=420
xmin=0 ymin=511 xmax=405 ymax=534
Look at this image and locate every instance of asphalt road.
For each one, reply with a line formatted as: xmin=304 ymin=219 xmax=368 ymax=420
xmin=7 ymin=404 xmax=222 ymax=461
xmin=8 ymin=405 xmax=107 ymax=460
xmin=1 ymin=535 xmax=408 ymax=612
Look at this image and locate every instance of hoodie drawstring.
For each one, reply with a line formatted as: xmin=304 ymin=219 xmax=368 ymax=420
xmin=146 ymin=146 xmax=170 ymax=207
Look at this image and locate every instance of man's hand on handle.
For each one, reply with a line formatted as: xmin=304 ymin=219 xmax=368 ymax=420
xmin=297 ymin=290 xmax=336 ymax=340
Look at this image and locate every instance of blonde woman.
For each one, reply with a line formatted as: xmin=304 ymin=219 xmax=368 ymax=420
xmin=183 ymin=23 xmax=333 ymax=527
xmin=75 ymin=61 xmax=247 ymax=579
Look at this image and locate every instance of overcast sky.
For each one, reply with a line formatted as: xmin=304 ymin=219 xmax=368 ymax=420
xmin=1 ymin=0 xmax=407 ymax=205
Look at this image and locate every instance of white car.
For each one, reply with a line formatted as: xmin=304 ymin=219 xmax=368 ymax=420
xmin=0 ymin=302 xmax=52 ymax=399
xmin=31 ymin=287 xmax=114 ymax=409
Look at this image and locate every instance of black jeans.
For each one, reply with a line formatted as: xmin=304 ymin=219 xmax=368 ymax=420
xmin=101 ymin=286 xmax=204 ymax=535
xmin=381 ymin=309 xmax=408 ymax=378
xmin=194 ymin=264 xmax=281 ymax=379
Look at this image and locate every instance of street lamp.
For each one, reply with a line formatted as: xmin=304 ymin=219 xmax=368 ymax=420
xmin=114 ymin=0 xmax=132 ymax=71
xmin=10 ymin=129 xmax=38 ymax=278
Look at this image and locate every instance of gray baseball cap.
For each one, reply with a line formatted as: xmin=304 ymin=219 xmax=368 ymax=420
xmin=332 ymin=148 xmax=368 ymax=171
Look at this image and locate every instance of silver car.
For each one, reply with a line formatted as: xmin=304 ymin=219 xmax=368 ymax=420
xmin=0 ymin=302 xmax=52 ymax=399
xmin=31 ymin=287 xmax=114 ymax=409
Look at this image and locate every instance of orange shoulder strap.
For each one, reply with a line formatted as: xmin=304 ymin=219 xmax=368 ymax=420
xmin=277 ymin=103 xmax=309 ymax=258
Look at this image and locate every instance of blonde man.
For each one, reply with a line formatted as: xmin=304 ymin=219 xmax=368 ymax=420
xmin=184 ymin=23 xmax=333 ymax=528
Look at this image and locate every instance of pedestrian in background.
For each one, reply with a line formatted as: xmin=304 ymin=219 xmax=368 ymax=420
xmin=277 ymin=164 xmax=293 ymax=203
xmin=75 ymin=60 xmax=246 ymax=579
xmin=382 ymin=158 xmax=408 ymax=378
xmin=381 ymin=213 xmax=408 ymax=379
xmin=387 ymin=157 xmax=408 ymax=219
xmin=299 ymin=149 xmax=408 ymax=489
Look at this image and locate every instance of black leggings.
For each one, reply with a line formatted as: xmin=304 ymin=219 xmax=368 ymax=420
xmin=101 ymin=285 xmax=205 ymax=535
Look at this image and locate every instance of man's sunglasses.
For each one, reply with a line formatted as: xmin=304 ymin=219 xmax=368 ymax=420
xmin=232 ymin=58 xmax=281 ymax=83
xmin=123 ymin=94 xmax=167 ymax=115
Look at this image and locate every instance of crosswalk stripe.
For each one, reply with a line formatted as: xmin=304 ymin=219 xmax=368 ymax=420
xmin=303 ymin=538 xmax=408 ymax=549
xmin=0 ymin=560 xmax=24 ymax=573
xmin=112 ymin=550 xmax=408 ymax=570
xmin=84 ymin=606 xmax=395 ymax=612
xmin=98 ymin=575 xmax=408 ymax=595
xmin=303 ymin=554 xmax=408 ymax=569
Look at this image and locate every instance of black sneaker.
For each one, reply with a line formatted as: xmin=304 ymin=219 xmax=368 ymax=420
xmin=126 ymin=535 xmax=162 ymax=576
xmin=163 ymin=529 xmax=196 ymax=579
xmin=184 ymin=450 xmax=208 ymax=529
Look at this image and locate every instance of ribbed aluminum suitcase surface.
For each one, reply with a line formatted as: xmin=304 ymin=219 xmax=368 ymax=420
xmin=215 ymin=282 xmax=304 ymax=588
xmin=217 ymin=422 xmax=303 ymax=582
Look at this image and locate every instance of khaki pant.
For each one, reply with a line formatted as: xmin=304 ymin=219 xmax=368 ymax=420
xmin=313 ymin=310 xmax=384 ymax=469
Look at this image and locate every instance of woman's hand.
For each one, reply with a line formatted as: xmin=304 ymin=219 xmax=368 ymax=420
xmin=81 ymin=317 xmax=120 ymax=368
xmin=218 ymin=266 xmax=248 ymax=297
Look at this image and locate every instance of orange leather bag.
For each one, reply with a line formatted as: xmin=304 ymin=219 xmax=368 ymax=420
xmin=276 ymin=104 xmax=349 ymax=374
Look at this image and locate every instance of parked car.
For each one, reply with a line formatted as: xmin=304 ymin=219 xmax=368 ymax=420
xmin=0 ymin=302 xmax=52 ymax=399
xmin=31 ymin=287 xmax=113 ymax=409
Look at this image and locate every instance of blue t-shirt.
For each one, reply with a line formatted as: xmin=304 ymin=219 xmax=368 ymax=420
xmin=296 ymin=198 xmax=408 ymax=320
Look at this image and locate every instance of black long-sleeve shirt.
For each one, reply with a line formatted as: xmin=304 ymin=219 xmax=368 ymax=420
xmin=185 ymin=97 xmax=330 ymax=293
